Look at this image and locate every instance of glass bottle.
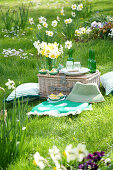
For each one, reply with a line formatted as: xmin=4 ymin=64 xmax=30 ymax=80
xmin=66 ymin=48 xmax=74 ymax=70
xmin=88 ymin=49 xmax=96 ymax=73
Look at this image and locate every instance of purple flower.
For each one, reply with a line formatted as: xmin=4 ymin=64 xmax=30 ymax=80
xmin=87 ymin=153 xmax=93 ymax=160
xmin=79 ymin=160 xmax=98 ymax=170
xmin=93 ymin=151 xmax=104 ymax=162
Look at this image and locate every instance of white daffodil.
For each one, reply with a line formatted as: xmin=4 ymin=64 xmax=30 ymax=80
xmin=72 ymin=12 xmax=76 ymax=18
xmin=65 ymin=41 xmax=72 ymax=49
xmin=57 ymin=16 xmax=60 ymax=21
xmin=49 ymin=146 xmax=61 ymax=169
xmin=75 ymin=143 xmax=89 ymax=162
xmin=64 ymin=144 xmax=77 ymax=162
xmin=64 ymin=19 xmax=69 ymax=24
xmin=71 ymin=4 xmax=77 ymax=10
xmin=77 ymin=3 xmax=83 ymax=11
xmin=68 ymin=18 xmax=72 ymax=24
xmin=48 ymin=31 xmax=54 ymax=37
xmin=29 ymin=18 xmax=34 ymax=25
xmin=60 ymin=7 xmax=64 ymax=16
xmin=5 ymin=79 xmax=15 ymax=89
xmin=52 ymin=20 xmax=58 ymax=27
xmin=33 ymin=152 xmax=48 ymax=169
xmin=33 ymin=40 xmax=40 ymax=49
xmin=43 ymin=22 xmax=48 ymax=28
xmin=37 ymin=24 xmax=42 ymax=30
xmin=38 ymin=16 xmax=46 ymax=24
xmin=49 ymin=145 xmax=61 ymax=161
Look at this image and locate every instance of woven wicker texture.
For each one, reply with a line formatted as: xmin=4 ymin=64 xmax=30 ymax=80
xmin=38 ymin=70 xmax=100 ymax=98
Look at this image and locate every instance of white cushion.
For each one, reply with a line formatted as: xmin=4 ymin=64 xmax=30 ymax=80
xmin=100 ymin=71 xmax=113 ymax=95
xmin=6 ymin=83 xmax=40 ymax=102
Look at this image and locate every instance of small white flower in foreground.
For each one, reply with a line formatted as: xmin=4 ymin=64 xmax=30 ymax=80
xmin=65 ymin=41 xmax=72 ymax=49
xmin=64 ymin=144 xmax=77 ymax=162
xmin=38 ymin=16 xmax=46 ymax=23
xmin=57 ymin=16 xmax=60 ymax=21
xmin=49 ymin=145 xmax=61 ymax=161
xmin=33 ymin=152 xmax=48 ymax=169
xmin=29 ymin=18 xmax=34 ymax=25
xmin=71 ymin=4 xmax=77 ymax=10
xmin=49 ymin=146 xmax=61 ymax=169
xmin=37 ymin=24 xmax=42 ymax=30
xmin=22 ymin=127 xmax=26 ymax=131
xmin=5 ymin=79 xmax=15 ymax=89
xmin=51 ymin=20 xmax=58 ymax=27
xmin=60 ymin=7 xmax=64 ymax=16
xmin=43 ymin=22 xmax=48 ymax=28
xmin=77 ymin=3 xmax=83 ymax=11
xmin=47 ymin=31 xmax=54 ymax=37
xmin=75 ymin=143 xmax=88 ymax=162
xmin=72 ymin=12 xmax=76 ymax=18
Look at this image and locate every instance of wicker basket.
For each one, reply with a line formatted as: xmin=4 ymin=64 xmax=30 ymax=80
xmin=38 ymin=70 xmax=100 ymax=98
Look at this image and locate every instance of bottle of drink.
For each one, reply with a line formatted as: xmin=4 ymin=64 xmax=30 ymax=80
xmin=66 ymin=48 xmax=74 ymax=70
xmin=88 ymin=49 xmax=96 ymax=73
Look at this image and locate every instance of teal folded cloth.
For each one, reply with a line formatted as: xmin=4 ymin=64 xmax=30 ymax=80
xmin=66 ymin=82 xmax=105 ymax=103
xmin=27 ymin=100 xmax=91 ymax=117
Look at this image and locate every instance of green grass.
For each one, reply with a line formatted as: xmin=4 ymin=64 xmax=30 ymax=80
xmin=0 ymin=0 xmax=113 ymax=169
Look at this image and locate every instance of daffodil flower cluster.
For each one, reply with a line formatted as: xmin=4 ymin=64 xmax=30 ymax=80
xmin=71 ymin=3 xmax=83 ymax=11
xmin=33 ymin=41 xmax=63 ymax=59
xmin=64 ymin=18 xmax=72 ymax=25
xmin=75 ymin=27 xmax=92 ymax=37
xmin=33 ymin=143 xmax=89 ymax=170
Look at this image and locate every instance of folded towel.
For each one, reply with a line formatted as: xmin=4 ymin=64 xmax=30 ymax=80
xmin=66 ymin=82 xmax=105 ymax=103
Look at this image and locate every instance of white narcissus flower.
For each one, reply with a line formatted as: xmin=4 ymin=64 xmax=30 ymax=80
xmin=29 ymin=18 xmax=34 ymax=25
xmin=38 ymin=16 xmax=46 ymax=24
xmin=51 ymin=20 xmax=58 ymax=27
xmin=64 ymin=144 xmax=77 ymax=162
xmin=75 ymin=143 xmax=89 ymax=162
xmin=33 ymin=40 xmax=40 ymax=49
xmin=68 ymin=18 xmax=72 ymax=24
xmin=5 ymin=79 xmax=15 ymax=89
xmin=33 ymin=152 xmax=48 ymax=169
xmin=72 ymin=12 xmax=76 ymax=18
xmin=77 ymin=3 xmax=83 ymax=11
xmin=49 ymin=146 xmax=61 ymax=169
xmin=49 ymin=145 xmax=61 ymax=161
xmin=57 ymin=16 xmax=60 ymax=21
xmin=60 ymin=7 xmax=64 ymax=16
xmin=46 ymin=31 xmax=54 ymax=36
xmin=43 ymin=22 xmax=48 ymax=28
xmin=37 ymin=24 xmax=42 ymax=30
xmin=64 ymin=19 xmax=69 ymax=24
xmin=71 ymin=4 xmax=77 ymax=10
xmin=65 ymin=41 xmax=72 ymax=49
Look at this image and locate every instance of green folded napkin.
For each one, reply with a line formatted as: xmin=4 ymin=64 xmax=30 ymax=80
xmin=66 ymin=82 xmax=105 ymax=103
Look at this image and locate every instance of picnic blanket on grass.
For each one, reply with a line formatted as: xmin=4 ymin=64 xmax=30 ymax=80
xmin=27 ymin=100 xmax=91 ymax=117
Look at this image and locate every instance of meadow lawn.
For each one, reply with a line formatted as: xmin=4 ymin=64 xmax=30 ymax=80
xmin=0 ymin=0 xmax=113 ymax=169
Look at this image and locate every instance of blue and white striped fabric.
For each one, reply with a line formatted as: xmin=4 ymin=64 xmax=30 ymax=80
xmin=100 ymin=71 xmax=113 ymax=95
xmin=6 ymin=83 xmax=40 ymax=102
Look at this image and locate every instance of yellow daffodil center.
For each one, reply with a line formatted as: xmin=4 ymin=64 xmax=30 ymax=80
xmin=63 ymin=151 xmax=67 ymax=157
xmin=33 ymin=160 xmax=37 ymax=166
